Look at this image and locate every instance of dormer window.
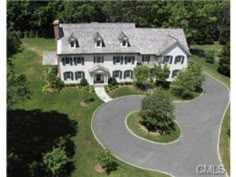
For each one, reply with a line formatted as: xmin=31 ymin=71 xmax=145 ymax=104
xmin=70 ymin=41 xmax=75 ymax=48
xmin=68 ymin=33 xmax=79 ymax=48
xmin=94 ymin=32 xmax=105 ymax=48
xmin=119 ymin=32 xmax=130 ymax=48
xmin=96 ymin=40 xmax=101 ymax=47
xmin=122 ymin=40 xmax=127 ymax=47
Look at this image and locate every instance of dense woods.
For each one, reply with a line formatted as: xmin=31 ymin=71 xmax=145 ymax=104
xmin=7 ymin=1 xmax=230 ymax=45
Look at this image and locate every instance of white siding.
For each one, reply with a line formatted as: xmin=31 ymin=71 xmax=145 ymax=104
xmin=58 ymin=43 xmax=189 ymax=85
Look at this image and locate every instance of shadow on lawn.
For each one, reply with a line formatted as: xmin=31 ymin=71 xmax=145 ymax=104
xmin=190 ymin=48 xmax=206 ymax=58
xmin=7 ymin=109 xmax=78 ymax=177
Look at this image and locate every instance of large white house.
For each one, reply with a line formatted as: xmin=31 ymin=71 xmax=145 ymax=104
xmin=43 ymin=20 xmax=191 ymax=85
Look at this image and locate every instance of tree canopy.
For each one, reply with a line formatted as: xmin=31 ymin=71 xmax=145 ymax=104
xmin=141 ymin=88 xmax=175 ymax=134
xmin=7 ymin=1 xmax=230 ymax=44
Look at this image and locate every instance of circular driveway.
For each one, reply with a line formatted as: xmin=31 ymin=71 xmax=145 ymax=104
xmin=92 ymin=75 xmax=229 ymax=177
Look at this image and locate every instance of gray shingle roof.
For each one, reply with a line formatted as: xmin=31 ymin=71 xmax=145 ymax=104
xmin=58 ymin=23 xmax=190 ymax=55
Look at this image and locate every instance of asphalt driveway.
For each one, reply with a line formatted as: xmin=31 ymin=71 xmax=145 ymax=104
xmin=92 ymin=75 xmax=229 ymax=177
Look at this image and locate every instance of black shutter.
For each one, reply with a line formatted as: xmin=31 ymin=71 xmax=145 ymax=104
xmin=125 ymin=57 xmax=127 ymax=64
xmin=130 ymin=71 xmax=133 ymax=79
xmin=121 ymin=57 xmax=123 ymax=64
xmin=113 ymin=57 xmax=116 ymax=65
xmin=181 ymin=57 xmax=184 ymax=64
xmin=170 ymin=57 xmax=172 ymax=64
xmin=82 ymin=72 xmax=85 ymax=78
xmin=132 ymin=56 xmax=135 ymax=64
xmin=63 ymin=58 xmax=66 ymax=65
xmin=82 ymin=57 xmax=84 ymax=65
xmin=120 ymin=71 xmax=122 ymax=79
xmin=74 ymin=57 xmax=77 ymax=65
xmin=93 ymin=57 xmax=95 ymax=63
xmin=70 ymin=57 xmax=73 ymax=65
xmin=71 ymin=72 xmax=74 ymax=80
xmin=64 ymin=72 xmax=67 ymax=80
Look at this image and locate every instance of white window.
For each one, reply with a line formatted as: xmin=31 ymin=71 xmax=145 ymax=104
xmin=124 ymin=70 xmax=133 ymax=79
xmin=63 ymin=71 xmax=73 ymax=80
xmin=62 ymin=57 xmax=73 ymax=65
xmin=74 ymin=57 xmax=84 ymax=65
xmin=175 ymin=55 xmax=184 ymax=64
xmin=125 ymin=56 xmax=135 ymax=64
xmin=93 ymin=56 xmax=104 ymax=63
xmin=75 ymin=71 xmax=85 ymax=80
xmin=96 ymin=40 xmax=101 ymax=47
xmin=113 ymin=56 xmax=123 ymax=65
xmin=163 ymin=56 xmax=173 ymax=64
xmin=142 ymin=55 xmax=150 ymax=63
xmin=113 ymin=70 xmax=122 ymax=79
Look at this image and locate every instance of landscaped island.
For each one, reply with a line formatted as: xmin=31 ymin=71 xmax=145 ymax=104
xmin=126 ymin=111 xmax=181 ymax=143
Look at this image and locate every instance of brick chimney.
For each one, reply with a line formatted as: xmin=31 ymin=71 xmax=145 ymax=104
xmin=53 ymin=20 xmax=60 ymax=40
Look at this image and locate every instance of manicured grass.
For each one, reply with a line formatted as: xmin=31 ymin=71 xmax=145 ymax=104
xmin=126 ymin=112 xmax=181 ymax=143
xmin=191 ymin=44 xmax=230 ymax=175
xmin=12 ymin=38 xmax=169 ymax=177
xmin=109 ymin=86 xmax=148 ymax=98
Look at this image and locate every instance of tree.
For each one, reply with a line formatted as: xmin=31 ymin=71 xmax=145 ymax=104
xmin=218 ymin=41 xmax=230 ymax=77
xmin=7 ymin=31 xmax=31 ymax=109
xmin=154 ymin=64 xmax=170 ymax=88
xmin=96 ymin=149 xmax=118 ymax=174
xmin=171 ymin=63 xmax=204 ymax=98
xmin=206 ymin=50 xmax=215 ymax=64
xmin=42 ymin=146 xmax=70 ymax=176
xmin=7 ymin=30 xmax=22 ymax=59
xmin=171 ymin=69 xmax=196 ymax=98
xmin=7 ymin=65 xmax=31 ymax=109
xmin=188 ymin=63 xmax=205 ymax=91
xmin=141 ymin=88 xmax=175 ymax=134
xmin=134 ymin=65 xmax=150 ymax=88
xmin=42 ymin=66 xmax=64 ymax=94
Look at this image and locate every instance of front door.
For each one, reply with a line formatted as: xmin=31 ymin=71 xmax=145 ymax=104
xmin=95 ymin=74 xmax=104 ymax=83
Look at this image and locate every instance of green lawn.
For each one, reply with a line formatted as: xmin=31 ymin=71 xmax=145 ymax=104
xmin=191 ymin=44 xmax=230 ymax=175
xmin=109 ymin=86 xmax=147 ymax=98
xmin=127 ymin=112 xmax=181 ymax=143
xmin=12 ymin=38 xmax=169 ymax=177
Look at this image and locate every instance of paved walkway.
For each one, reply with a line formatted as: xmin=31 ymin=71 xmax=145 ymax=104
xmin=94 ymin=85 xmax=113 ymax=103
xmin=92 ymin=75 xmax=229 ymax=177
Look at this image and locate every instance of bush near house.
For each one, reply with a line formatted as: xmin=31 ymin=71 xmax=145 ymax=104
xmin=42 ymin=66 xmax=64 ymax=94
xmin=80 ymin=78 xmax=88 ymax=86
xmin=134 ymin=65 xmax=150 ymax=89
xmin=141 ymin=88 xmax=175 ymax=135
xmin=108 ymin=77 xmax=118 ymax=86
xmin=171 ymin=63 xmax=205 ymax=98
xmin=154 ymin=64 xmax=170 ymax=89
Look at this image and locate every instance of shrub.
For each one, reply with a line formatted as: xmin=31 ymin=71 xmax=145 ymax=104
xmin=206 ymin=50 xmax=215 ymax=64
xmin=134 ymin=65 xmax=150 ymax=88
xmin=84 ymin=96 xmax=95 ymax=104
xmin=141 ymin=88 xmax=175 ymax=134
xmin=80 ymin=78 xmax=88 ymax=86
xmin=108 ymin=77 xmax=117 ymax=86
xmin=96 ymin=149 xmax=118 ymax=174
xmin=171 ymin=63 xmax=205 ymax=98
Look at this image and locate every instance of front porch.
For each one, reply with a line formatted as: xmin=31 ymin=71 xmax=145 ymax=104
xmin=89 ymin=65 xmax=110 ymax=85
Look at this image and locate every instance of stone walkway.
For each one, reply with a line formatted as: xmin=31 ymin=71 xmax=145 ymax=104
xmin=94 ymin=85 xmax=113 ymax=103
